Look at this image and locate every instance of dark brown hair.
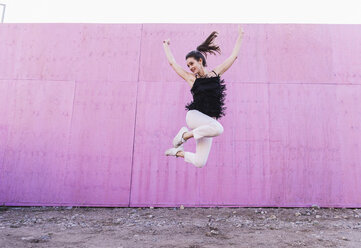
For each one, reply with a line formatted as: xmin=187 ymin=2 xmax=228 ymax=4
xmin=185 ymin=31 xmax=221 ymax=67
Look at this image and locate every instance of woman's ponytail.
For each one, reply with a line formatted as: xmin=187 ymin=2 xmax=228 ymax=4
xmin=196 ymin=31 xmax=221 ymax=58
xmin=186 ymin=31 xmax=221 ymax=67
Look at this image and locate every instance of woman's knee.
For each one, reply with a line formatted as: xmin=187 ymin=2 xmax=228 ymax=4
xmin=194 ymin=157 xmax=207 ymax=168
xmin=218 ymin=123 xmax=224 ymax=134
xmin=211 ymin=122 xmax=224 ymax=135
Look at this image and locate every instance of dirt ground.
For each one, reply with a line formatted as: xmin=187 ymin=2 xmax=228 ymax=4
xmin=1 ymin=206 xmax=361 ymax=248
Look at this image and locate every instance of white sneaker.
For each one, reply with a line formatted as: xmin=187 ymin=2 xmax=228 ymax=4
xmin=173 ymin=126 xmax=189 ymax=148
xmin=165 ymin=144 xmax=184 ymax=158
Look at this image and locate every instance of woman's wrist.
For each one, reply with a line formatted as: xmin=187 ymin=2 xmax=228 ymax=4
xmin=163 ymin=39 xmax=170 ymax=45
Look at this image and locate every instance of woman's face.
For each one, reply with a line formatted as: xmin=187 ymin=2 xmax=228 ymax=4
xmin=186 ymin=57 xmax=203 ymax=74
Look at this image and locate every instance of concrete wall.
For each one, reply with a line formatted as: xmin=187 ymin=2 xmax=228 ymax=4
xmin=0 ymin=24 xmax=360 ymax=207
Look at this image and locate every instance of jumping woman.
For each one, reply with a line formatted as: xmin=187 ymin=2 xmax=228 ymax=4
xmin=163 ymin=25 xmax=244 ymax=168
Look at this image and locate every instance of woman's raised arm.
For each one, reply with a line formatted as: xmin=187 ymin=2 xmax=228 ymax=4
xmin=213 ymin=25 xmax=244 ymax=76
xmin=162 ymin=39 xmax=193 ymax=83
xmin=163 ymin=39 xmax=176 ymax=65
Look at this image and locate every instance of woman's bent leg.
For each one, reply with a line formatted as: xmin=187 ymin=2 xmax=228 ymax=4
xmin=182 ymin=110 xmax=223 ymax=168
xmin=186 ymin=110 xmax=224 ymax=140
xmin=184 ymin=137 xmax=213 ymax=168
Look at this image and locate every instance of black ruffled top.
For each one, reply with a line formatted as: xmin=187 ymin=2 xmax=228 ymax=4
xmin=185 ymin=74 xmax=227 ymax=120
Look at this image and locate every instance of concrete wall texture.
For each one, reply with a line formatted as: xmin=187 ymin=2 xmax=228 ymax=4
xmin=0 ymin=24 xmax=360 ymax=207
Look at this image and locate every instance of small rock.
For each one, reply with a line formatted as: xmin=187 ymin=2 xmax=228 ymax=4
xmin=21 ymin=236 xmax=36 ymax=241
xmin=40 ymin=234 xmax=52 ymax=241
xmin=149 ymin=206 xmax=154 ymax=209
xmin=206 ymin=230 xmax=219 ymax=236
xmin=295 ymin=212 xmax=301 ymax=216
xmin=311 ymin=204 xmax=320 ymax=209
xmin=341 ymin=236 xmax=349 ymax=241
xmin=269 ymin=215 xmax=277 ymax=220
xmin=148 ymin=215 xmax=154 ymax=218
xmin=66 ymin=206 xmax=73 ymax=210
xmin=114 ymin=218 xmax=122 ymax=224
xmin=71 ymin=214 xmax=79 ymax=220
xmin=315 ymin=215 xmax=321 ymax=219
xmin=180 ymin=205 xmax=185 ymax=210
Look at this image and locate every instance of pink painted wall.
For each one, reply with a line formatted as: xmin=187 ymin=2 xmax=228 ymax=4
xmin=0 ymin=24 xmax=360 ymax=207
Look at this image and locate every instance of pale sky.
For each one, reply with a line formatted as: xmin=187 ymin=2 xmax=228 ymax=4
xmin=0 ymin=0 xmax=361 ymax=23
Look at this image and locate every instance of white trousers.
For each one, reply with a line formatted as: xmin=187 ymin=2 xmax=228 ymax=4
xmin=184 ymin=110 xmax=224 ymax=168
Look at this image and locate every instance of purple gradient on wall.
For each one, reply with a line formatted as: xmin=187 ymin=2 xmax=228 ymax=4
xmin=0 ymin=24 xmax=360 ymax=207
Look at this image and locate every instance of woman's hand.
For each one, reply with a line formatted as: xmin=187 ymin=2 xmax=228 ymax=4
xmin=238 ymin=25 xmax=244 ymax=37
xmin=163 ymin=39 xmax=170 ymax=45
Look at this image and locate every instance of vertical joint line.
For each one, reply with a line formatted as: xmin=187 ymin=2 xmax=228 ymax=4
xmin=128 ymin=24 xmax=143 ymax=207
